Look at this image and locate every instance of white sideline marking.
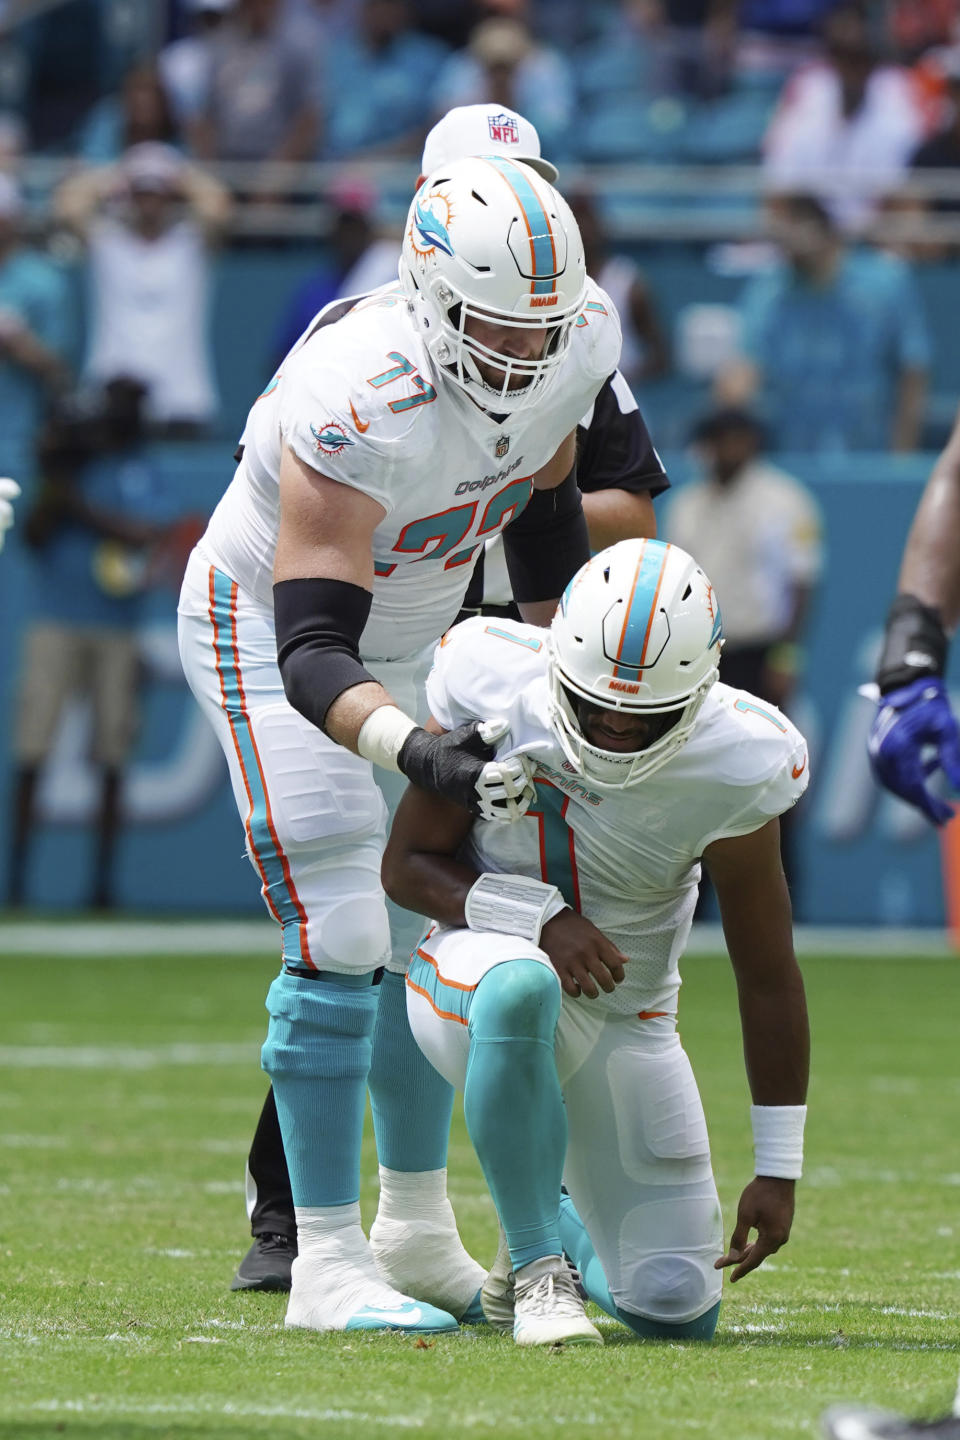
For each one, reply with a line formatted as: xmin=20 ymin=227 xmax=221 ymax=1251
xmin=0 ymin=919 xmax=279 ymax=955
xmin=805 ymin=1165 xmax=960 ymax=1187
xmin=0 ymin=1042 xmax=258 ymax=1069
xmin=0 ymin=919 xmax=955 ymax=957
xmin=23 ymin=1398 xmax=712 ymax=1431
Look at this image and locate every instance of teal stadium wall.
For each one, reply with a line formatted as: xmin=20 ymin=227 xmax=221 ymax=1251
xmin=1 ymin=249 xmax=955 ymax=924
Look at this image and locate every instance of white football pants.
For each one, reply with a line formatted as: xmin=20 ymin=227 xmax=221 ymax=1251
xmin=407 ymin=923 xmax=724 ymax=1325
xmin=177 ymin=549 xmax=433 ymax=974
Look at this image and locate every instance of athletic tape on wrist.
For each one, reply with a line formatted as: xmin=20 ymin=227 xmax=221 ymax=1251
xmin=751 ymin=1104 xmax=806 ymax=1180
xmin=356 ymin=705 xmax=418 ymax=773
xmin=464 ymin=871 xmax=565 ymax=944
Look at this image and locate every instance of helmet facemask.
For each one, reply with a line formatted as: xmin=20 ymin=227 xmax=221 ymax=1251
xmin=399 ymin=156 xmax=588 ymax=415
xmin=548 ymin=665 xmax=717 ymax=789
xmin=436 ymin=287 xmax=579 ymax=413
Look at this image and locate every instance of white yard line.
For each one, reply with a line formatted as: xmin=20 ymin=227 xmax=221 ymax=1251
xmin=0 ymin=918 xmax=955 ymax=957
xmin=26 ymin=1398 xmax=429 ymax=1427
xmin=0 ymin=1042 xmax=258 ymax=1068
xmin=20 ymin=1397 xmax=718 ymax=1431
xmin=0 ymin=919 xmax=280 ymax=956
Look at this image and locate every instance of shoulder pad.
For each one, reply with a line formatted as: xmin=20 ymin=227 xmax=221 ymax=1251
xmin=427 ymin=618 xmax=548 ymax=731
xmin=573 ymin=279 xmax=623 ymax=381
xmin=689 ymin=684 xmax=809 ymax=843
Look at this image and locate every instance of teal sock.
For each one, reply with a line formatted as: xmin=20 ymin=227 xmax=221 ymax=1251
xmin=464 ymin=961 xmax=564 ymax=1271
xmin=559 ymin=1192 xmax=720 ymax=1340
xmin=261 ymin=968 xmax=377 ymax=1207
xmin=558 ymin=1190 xmax=619 ymax=1317
xmin=368 ymin=970 xmax=454 ymax=1172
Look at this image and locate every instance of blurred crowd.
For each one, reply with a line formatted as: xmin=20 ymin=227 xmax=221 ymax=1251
xmin=0 ymin=0 xmax=956 ymax=457
xmin=2 ymin=0 xmax=959 ymax=911
xmin=3 ymin=0 xmax=960 ymax=203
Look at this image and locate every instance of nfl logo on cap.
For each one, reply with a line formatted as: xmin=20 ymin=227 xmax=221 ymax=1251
xmin=488 ymin=112 xmax=520 ymax=146
xmin=495 ymin=434 xmax=510 ymax=458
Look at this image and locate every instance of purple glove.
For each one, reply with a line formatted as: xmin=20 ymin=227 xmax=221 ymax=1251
xmin=868 ymin=677 xmax=960 ymax=825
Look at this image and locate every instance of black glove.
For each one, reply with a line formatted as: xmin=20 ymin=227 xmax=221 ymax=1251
xmin=398 ymin=719 xmax=534 ymax=820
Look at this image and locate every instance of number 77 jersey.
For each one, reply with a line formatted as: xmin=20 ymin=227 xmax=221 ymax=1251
xmin=199 ymin=281 xmax=620 ymax=662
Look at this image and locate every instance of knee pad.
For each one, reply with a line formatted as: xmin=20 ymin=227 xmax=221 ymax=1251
xmin=469 ymin=960 xmax=561 ymax=1045
xmin=314 ymin=889 xmax=391 ymax=970
xmin=631 ymin=1252 xmax=719 ymax=1326
xmin=261 ymin=969 xmax=378 ymax=1082
xmin=617 ymin=1191 xmax=723 ymax=1326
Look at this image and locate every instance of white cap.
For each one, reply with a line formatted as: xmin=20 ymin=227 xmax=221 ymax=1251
xmin=420 ymin=104 xmax=558 ymax=184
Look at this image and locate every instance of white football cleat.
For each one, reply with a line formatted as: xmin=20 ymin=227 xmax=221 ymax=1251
xmin=512 ymin=1255 xmax=603 ymax=1347
xmin=370 ymin=1206 xmax=487 ymax=1323
xmin=481 ymin=1223 xmax=515 ymax=1330
xmin=285 ymin=1225 xmax=459 ymax=1333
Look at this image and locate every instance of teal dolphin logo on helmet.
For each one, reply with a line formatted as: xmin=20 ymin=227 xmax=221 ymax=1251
xmin=413 ymin=196 xmax=455 ymax=257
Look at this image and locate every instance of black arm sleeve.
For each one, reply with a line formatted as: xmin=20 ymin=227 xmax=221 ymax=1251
xmin=274 ymin=577 xmax=378 ymax=732
xmin=501 ymin=464 xmax=590 ymax=604
xmin=577 ymin=372 xmax=669 ymax=498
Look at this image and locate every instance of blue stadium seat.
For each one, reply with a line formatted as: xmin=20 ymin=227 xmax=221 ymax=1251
xmin=681 ymin=88 xmax=779 ymax=163
xmin=577 ymin=37 xmax=656 ymax=102
xmin=579 ymin=96 xmax=691 ymax=163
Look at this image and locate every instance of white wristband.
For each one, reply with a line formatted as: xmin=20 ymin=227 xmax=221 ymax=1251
xmin=356 ymin=705 xmax=418 ymax=773
xmin=751 ymin=1104 xmax=807 ymax=1180
xmin=464 ymin=872 xmax=566 ymax=944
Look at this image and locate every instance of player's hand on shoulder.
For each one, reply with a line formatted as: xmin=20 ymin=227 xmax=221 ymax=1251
xmin=715 ymin=1175 xmax=796 ymax=1283
xmin=538 ymin=909 xmax=629 ymax=999
xmin=868 ymin=677 xmax=960 ymax=826
xmin=398 ymin=716 xmax=535 ymax=822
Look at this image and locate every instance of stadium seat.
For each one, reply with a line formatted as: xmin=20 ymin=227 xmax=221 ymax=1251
xmin=681 ymin=88 xmax=779 ymax=163
xmin=579 ymin=96 xmax=691 ymax=163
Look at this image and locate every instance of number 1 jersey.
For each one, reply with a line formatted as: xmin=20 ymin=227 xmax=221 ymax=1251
xmin=425 ymin=617 xmax=810 ymax=1015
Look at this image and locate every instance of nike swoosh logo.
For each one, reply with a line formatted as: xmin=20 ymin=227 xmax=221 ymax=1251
xmin=792 ymin=757 xmax=807 ymax=780
xmin=354 ymin=1305 xmax=422 ymax=1324
xmin=349 ymin=400 xmax=369 ymax=433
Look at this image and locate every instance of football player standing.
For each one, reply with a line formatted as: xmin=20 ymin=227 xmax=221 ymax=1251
xmin=178 ymin=155 xmax=620 ymax=1332
xmin=232 ymin=103 xmax=671 ymax=1297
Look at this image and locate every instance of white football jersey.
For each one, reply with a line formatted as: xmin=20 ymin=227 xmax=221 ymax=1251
xmin=198 ymin=281 xmax=620 ymax=661
xmin=426 ymin=618 xmax=809 ymax=1015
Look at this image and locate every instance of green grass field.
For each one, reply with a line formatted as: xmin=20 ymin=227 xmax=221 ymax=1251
xmin=2 ymin=945 xmax=958 ymax=1440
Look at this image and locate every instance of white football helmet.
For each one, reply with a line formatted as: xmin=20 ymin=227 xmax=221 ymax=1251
xmin=547 ymin=540 xmax=723 ymax=788
xmin=399 ymin=155 xmax=587 ymax=413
